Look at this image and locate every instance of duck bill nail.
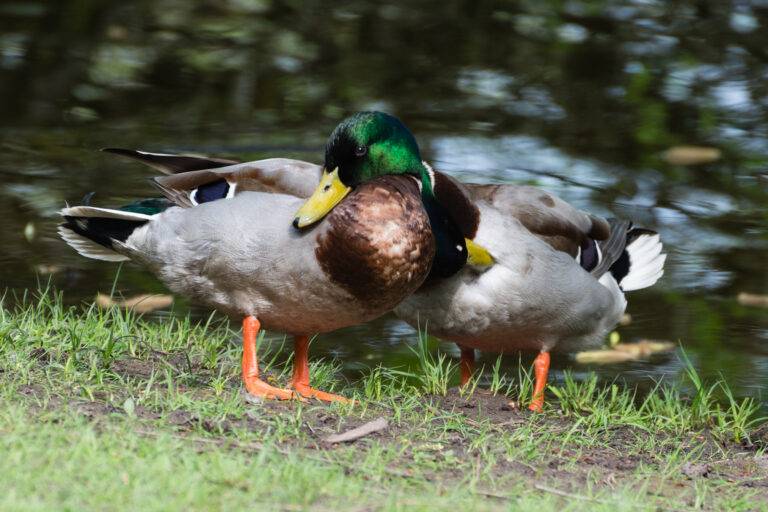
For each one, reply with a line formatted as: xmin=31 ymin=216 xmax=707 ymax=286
xmin=292 ymin=167 xmax=351 ymax=228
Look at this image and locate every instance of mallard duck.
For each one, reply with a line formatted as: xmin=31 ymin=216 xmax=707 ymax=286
xmin=127 ymin=112 xmax=665 ymax=412
xmin=59 ymin=112 xmax=478 ymax=402
xmin=393 ymin=170 xmax=665 ymax=411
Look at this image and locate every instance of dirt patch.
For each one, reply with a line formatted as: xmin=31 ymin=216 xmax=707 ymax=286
xmin=435 ymin=386 xmax=525 ymax=422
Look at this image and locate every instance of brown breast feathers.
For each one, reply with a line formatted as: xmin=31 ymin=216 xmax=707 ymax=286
xmin=315 ymin=175 xmax=435 ymax=311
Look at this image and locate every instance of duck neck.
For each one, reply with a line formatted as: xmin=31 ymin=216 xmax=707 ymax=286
xmin=417 ymin=163 xmax=467 ymax=278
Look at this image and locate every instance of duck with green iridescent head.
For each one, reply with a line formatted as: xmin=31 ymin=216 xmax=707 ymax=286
xmin=293 ymin=111 xmax=490 ymax=277
xmin=59 ymin=112 xmax=480 ymax=403
xmin=96 ymin=111 xmax=666 ymax=412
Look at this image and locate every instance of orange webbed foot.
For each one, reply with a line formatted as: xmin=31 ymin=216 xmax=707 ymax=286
xmin=289 ymin=335 xmax=351 ymax=404
xmin=290 ymin=382 xmax=349 ymax=403
xmin=244 ymin=377 xmax=303 ymax=401
xmin=241 ymin=315 xmax=305 ymax=402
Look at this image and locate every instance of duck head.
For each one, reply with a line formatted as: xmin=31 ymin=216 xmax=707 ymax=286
xmin=293 ymin=111 xmax=470 ymax=278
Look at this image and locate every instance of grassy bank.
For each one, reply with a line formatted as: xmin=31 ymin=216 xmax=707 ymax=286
xmin=1 ymin=288 xmax=766 ymax=511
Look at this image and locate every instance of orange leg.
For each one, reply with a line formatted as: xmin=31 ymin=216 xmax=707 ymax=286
xmin=289 ymin=335 xmax=348 ymax=403
xmin=241 ymin=316 xmax=299 ymax=401
xmin=529 ymin=351 xmax=550 ymax=412
xmin=459 ymin=345 xmax=475 ymax=386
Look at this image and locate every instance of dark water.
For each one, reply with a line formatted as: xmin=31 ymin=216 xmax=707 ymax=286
xmin=1 ymin=1 xmax=767 ymax=410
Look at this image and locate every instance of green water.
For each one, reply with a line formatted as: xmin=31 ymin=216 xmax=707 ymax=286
xmin=1 ymin=0 xmax=766 ymax=409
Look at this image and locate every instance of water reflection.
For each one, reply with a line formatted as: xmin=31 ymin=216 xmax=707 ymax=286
xmin=1 ymin=0 xmax=767 ymax=411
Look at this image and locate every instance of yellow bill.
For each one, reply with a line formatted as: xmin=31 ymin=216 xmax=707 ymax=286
xmin=292 ymin=167 xmax=351 ymax=228
xmin=465 ymin=238 xmax=494 ymax=269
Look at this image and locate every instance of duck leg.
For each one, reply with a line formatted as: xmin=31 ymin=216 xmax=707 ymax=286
xmin=289 ymin=335 xmax=349 ymax=403
xmin=459 ymin=345 xmax=475 ymax=386
xmin=241 ymin=316 xmax=298 ymax=400
xmin=529 ymin=351 xmax=550 ymax=412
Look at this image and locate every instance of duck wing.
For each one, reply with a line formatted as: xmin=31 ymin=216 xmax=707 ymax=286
xmin=430 ymin=170 xmax=609 ymax=257
xmin=444 ymin=174 xmax=664 ymax=289
xmin=103 ymin=149 xmax=323 ymax=202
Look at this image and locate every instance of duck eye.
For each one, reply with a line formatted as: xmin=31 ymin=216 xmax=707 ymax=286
xmin=354 ymin=146 xmax=368 ymax=157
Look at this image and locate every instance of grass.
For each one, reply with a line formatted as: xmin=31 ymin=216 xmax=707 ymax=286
xmin=1 ymin=286 xmax=766 ymax=511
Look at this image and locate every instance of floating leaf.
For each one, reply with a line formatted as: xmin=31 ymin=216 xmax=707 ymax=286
xmin=614 ymin=340 xmax=674 ymax=356
xmin=575 ymin=350 xmax=637 ymax=364
xmin=576 ymin=340 xmax=674 ymax=364
xmin=737 ymin=293 xmax=768 ymax=308
xmin=95 ymin=292 xmax=173 ymax=313
xmin=663 ymin=146 xmax=721 ymax=165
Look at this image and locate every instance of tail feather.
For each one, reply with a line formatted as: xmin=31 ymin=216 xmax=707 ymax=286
xmin=589 ymin=219 xmax=665 ymax=293
xmin=62 ymin=205 xmax=153 ymax=222
xmin=59 ymin=206 xmax=151 ymax=262
xmin=614 ymin=231 xmax=665 ymax=291
xmin=587 ymin=219 xmax=631 ymax=277
xmin=58 ymin=224 xmax=129 ymax=262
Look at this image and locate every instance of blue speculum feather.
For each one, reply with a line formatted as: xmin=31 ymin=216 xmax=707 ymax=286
xmin=580 ymin=238 xmax=599 ymax=271
xmin=193 ymin=179 xmax=229 ymax=204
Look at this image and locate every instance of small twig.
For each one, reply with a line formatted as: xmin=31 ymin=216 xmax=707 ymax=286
xmin=323 ymin=417 xmax=389 ymax=444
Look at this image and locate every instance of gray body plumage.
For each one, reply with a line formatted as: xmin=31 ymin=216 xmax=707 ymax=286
xmin=61 ymin=173 xmax=436 ymax=337
xmin=118 ymin=193 xmax=365 ymax=334
xmin=395 ymin=178 xmax=663 ymax=355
